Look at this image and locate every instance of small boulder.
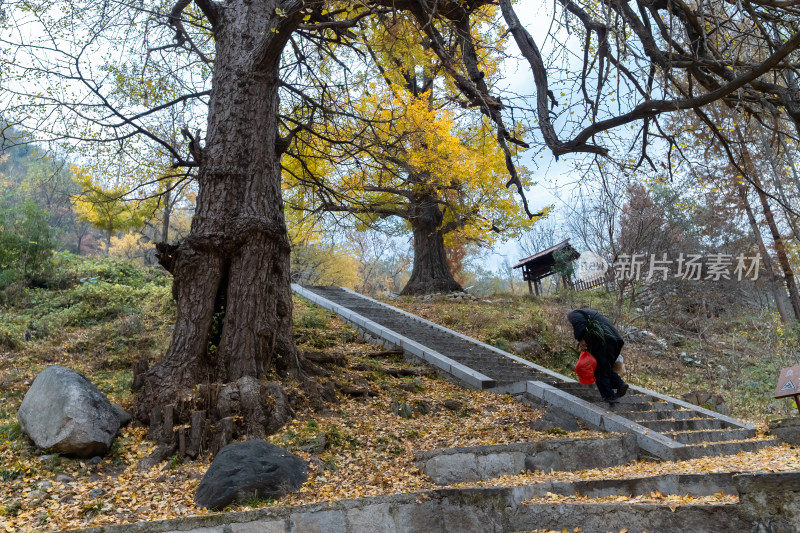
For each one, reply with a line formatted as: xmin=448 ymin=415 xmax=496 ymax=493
xmin=111 ymin=404 xmax=132 ymax=427
xmin=510 ymin=341 xmax=543 ymax=357
xmin=195 ymin=440 xmax=307 ymax=510
xmin=681 ymin=390 xmax=727 ymax=414
xmin=17 ymin=366 xmax=120 ymax=458
xmin=442 ymin=399 xmax=463 ymax=411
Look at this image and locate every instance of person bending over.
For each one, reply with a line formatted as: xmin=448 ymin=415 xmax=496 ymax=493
xmin=567 ymin=309 xmax=629 ymax=404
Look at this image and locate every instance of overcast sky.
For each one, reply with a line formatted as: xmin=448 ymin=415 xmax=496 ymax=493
xmin=483 ymin=3 xmax=582 ymax=269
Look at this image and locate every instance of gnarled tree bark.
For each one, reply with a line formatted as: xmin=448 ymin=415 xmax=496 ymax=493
xmin=401 ymin=193 xmax=462 ymax=295
xmin=134 ymin=0 xmax=305 ymax=454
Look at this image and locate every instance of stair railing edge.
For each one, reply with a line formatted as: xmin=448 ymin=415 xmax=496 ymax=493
xmin=527 ymin=381 xmax=685 ymax=460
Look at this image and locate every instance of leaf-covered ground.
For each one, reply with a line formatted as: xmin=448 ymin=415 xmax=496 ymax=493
xmin=0 ymin=343 xmax=596 ymax=531
xmin=2 ymin=325 xmax=798 ymax=531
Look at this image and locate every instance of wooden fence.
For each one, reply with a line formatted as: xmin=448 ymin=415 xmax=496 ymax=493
xmin=569 ymin=273 xmax=612 ymax=292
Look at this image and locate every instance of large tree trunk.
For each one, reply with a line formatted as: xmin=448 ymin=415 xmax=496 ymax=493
xmin=134 ymin=0 xmax=306 ymax=456
xmin=401 ymin=195 xmax=462 ymax=295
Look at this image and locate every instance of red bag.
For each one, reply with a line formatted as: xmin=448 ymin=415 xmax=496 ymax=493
xmin=574 ymin=351 xmax=597 ymax=385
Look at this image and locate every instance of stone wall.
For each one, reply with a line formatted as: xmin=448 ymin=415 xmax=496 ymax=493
xmin=736 ymin=471 xmax=800 ymax=533
xmin=75 ymin=471 xmax=800 ymax=533
xmin=415 ymin=435 xmax=637 ymax=484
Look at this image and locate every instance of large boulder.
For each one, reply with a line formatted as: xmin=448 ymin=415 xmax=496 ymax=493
xmin=195 ymin=440 xmax=307 ymax=510
xmin=17 ymin=366 xmax=121 ymax=457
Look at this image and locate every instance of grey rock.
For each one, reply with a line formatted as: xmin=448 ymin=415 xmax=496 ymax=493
xmin=28 ymin=490 xmax=47 ymax=502
xmin=307 ymin=454 xmax=325 ymax=472
xmin=768 ymin=416 xmax=800 ymax=445
xmin=55 ymin=474 xmax=75 ymax=483
xmin=442 ymin=399 xmax=463 ymax=411
xmin=301 ymin=434 xmax=326 ymax=455
xmin=88 ymin=488 xmax=106 ymax=498
xmin=17 ymin=366 xmax=121 ymax=458
xmin=111 ymin=404 xmax=132 ymax=427
xmin=87 ymin=456 xmax=102 ymax=466
xmin=37 ymin=481 xmax=52 ymax=490
xmin=510 ymin=341 xmax=543 ymax=356
xmin=398 ymin=382 xmax=419 ymax=392
xmin=195 ymin=440 xmax=307 ymax=510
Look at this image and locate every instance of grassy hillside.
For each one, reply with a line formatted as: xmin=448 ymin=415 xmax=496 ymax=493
xmin=0 ymin=256 xmax=797 ymax=529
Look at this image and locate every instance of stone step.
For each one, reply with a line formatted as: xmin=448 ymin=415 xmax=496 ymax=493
xmin=674 ymin=437 xmax=781 ymax=460
xmin=626 ymin=409 xmax=702 ymax=422
xmin=639 ymin=418 xmax=728 ymax=432
xmin=668 ymin=428 xmax=756 ymax=445
xmin=605 ymin=400 xmax=675 ymax=413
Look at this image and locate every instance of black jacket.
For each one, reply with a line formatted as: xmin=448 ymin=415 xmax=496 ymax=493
xmin=567 ymin=309 xmax=624 ymax=375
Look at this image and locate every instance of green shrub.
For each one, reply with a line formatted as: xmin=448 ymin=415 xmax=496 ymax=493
xmin=0 ymin=419 xmax=22 ymax=442
xmin=296 ymin=307 xmax=331 ymax=329
xmin=0 ymin=318 xmax=25 ymax=350
xmin=26 ymin=281 xmax=169 ymax=329
xmin=0 ymin=200 xmax=54 ymax=287
xmin=392 ymin=401 xmax=413 ymax=419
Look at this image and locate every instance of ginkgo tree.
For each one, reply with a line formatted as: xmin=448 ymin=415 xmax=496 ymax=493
xmin=293 ymin=90 xmax=540 ymax=294
xmin=70 ymin=165 xmax=158 ymax=249
xmin=284 ymin=11 xmax=542 ymax=294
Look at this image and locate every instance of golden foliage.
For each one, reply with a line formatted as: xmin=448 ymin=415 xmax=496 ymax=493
xmin=104 ymin=232 xmax=154 ymax=265
xmin=70 ymin=165 xmax=157 ymax=238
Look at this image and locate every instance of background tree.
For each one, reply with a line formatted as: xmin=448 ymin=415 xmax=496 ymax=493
xmin=0 ymin=133 xmax=90 ymax=253
xmin=0 ymin=200 xmax=54 ymax=287
xmin=292 ymin=89 xmax=538 ymax=294
xmin=283 ymin=10 xmax=539 ymax=294
xmin=71 ymin=165 xmax=156 ymax=249
xmin=665 ymin=101 xmax=800 ymax=323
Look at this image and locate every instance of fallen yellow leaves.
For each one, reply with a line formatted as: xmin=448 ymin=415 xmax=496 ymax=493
xmin=522 ymin=490 xmax=738 ymax=506
xmin=455 ymin=444 xmax=800 ymax=491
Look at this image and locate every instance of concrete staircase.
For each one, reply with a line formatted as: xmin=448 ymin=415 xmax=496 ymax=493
xmin=293 ymin=285 xmax=777 ymax=461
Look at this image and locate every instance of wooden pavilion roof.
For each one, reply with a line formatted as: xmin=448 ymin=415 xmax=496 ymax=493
xmin=513 ymin=239 xmax=580 ymax=281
